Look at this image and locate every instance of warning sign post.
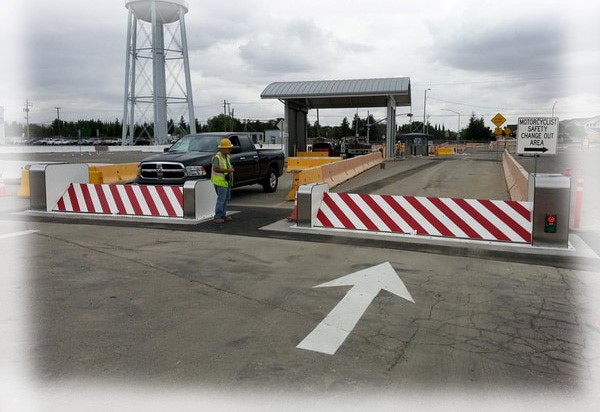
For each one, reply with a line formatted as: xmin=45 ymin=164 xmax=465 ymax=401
xmin=516 ymin=117 xmax=558 ymax=156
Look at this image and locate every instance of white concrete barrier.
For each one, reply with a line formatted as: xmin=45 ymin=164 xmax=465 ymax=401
xmin=183 ymin=179 xmax=216 ymax=220
xmin=29 ymin=163 xmax=89 ymax=211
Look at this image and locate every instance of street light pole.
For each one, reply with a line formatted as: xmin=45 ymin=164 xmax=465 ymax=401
xmin=423 ymin=88 xmax=431 ymax=134
xmin=552 ymin=100 xmax=557 ymax=117
xmin=442 ymin=108 xmax=460 ymax=152
xmin=55 ymin=106 xmax=62 ymax=137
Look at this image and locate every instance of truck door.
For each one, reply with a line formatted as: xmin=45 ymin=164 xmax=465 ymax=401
xmin=228 ymin=135 xmax=259 ymax=185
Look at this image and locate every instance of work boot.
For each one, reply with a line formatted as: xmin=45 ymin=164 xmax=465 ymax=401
xmin=224 ymin=216 xmax=233 ymax=221
xmin=213 ymin=218 xmax=225 ymax=223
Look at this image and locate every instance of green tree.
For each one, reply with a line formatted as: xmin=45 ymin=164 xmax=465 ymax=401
xmin=206 ymin=113 xmax=241 ymax=132
xmin=340 ymin=117 xmax=352 ymax=137
xmin=462 ymin=113 xmax=493 ymax=141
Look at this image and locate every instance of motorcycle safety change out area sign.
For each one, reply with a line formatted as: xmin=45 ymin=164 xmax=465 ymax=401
xmin=516 ymin=117 xmax=558 ymax=155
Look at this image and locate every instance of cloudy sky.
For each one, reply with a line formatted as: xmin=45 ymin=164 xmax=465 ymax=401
xmin=1 ymin=0 xmax=599 ymax=132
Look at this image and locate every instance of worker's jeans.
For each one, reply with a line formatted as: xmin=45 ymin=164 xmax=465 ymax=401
xmin=214 ymin=185 xmax=231 ymax=219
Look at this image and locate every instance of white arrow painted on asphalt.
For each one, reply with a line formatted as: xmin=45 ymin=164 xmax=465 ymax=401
xmin=297 ymin=261 xmax=414 ymax=355
xmin=0 ymin=230 xmax=39 ymax=240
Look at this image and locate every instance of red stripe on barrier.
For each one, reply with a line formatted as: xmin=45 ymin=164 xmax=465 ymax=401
xmin=428 ymin=197 xmax=482 ymax=239
xmin=405 ymin=196 xmax=454 ymax=237
xmin=453 ymin=198 xmax=510 ymax=242
xmin=156 ymin=186 xmax=177 ymax=217
xmin=80 ymin=184 xmax=95 ymax=212
xmin=109 ymin=185 xmax=127 ymax=214
xmin=506 ymin=201 xmax=531 ymax=221
xmin=139 ymin=186 xmax=160 ymax=216
xmin=56 ymin=195 xmax=66 ymax=211
xmin=124 ymin=185 xmax=144 ymax=215
xmin=172 ymin=185 xmax=184 ymax=205
xmin=381 ymin=194 xmax=428 ymax=235
xmin=479 ymin=199 xmax=531 ymax=242
xmin=94 ymin=184 xmax=111 ymax=214
xmin=323 ymin=194 xmax=356 ymax=229
xmin=359 ymin=194 xmax=403 ymax=232
xmin=68 ymin=184 xmax=81 ymax=212
xmin=316 ymin=209 xmax=334 ymax=227
xmin=338 ymin=193 xmax=379 ymax=231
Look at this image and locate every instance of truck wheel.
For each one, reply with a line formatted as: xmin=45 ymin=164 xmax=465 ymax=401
xmin=262 ymin=167 xmax=278 ymax=193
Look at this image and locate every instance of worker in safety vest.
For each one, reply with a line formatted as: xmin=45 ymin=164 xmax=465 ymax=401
xmin=211 ymin=138 xmax=235 ymax=223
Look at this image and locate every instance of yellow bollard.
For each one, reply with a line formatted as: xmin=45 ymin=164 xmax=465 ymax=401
xmin=17 ymin=169 xmax=30 ymax=198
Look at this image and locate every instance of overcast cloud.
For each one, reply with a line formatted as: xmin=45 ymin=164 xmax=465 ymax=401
xmin=1 ymin=0 xmax=599 ymax=131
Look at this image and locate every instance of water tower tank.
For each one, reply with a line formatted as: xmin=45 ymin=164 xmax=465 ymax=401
xmin=125 ymin=0 xmax=188 ymax=24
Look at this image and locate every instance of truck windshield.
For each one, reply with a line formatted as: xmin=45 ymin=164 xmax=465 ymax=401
xmin=168 ymin=135 xmax=223 ymax=153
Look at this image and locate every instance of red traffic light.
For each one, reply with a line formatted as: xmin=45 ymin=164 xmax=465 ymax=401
xmin=544 ymin=214 xmax=558 ymax=233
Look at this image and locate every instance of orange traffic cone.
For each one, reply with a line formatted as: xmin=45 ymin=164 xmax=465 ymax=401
xmin=0 ymin=173 xmax=8 ymax=197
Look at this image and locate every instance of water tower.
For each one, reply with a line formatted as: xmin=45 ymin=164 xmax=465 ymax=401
xmin=122 ymin=0 xmax=196 ymax=145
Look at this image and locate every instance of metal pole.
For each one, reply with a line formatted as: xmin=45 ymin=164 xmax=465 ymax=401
xmin=151 ymin=0 xmax=168 ymax=144
xmin=23 ymin=99 xmax=31 ymax=141
xmin=121 ymin=9 xmax=134 ymax=146
xmin=423 ymin=88 xmax=430 ymax=134
xmin=179 ymin=7 xmax=196 ymax=135
xmin=441 ymin=108 xmax=460 ymax=152
xmin=55 ymin=107 xmax=61 ymax=136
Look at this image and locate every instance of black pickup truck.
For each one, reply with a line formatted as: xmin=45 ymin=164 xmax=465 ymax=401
xmin=135 ymin=133 xmax=285 ymax=192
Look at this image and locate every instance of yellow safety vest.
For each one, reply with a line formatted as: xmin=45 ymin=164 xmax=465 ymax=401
xmin=211 ymin=152 xmax=233 ymax=188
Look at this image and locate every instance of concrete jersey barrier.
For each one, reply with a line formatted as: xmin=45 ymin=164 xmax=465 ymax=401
xmin=502 ymin=150 xmax=529 ymax=201
xmin=286 ymin=152 xmax=383 ymax=201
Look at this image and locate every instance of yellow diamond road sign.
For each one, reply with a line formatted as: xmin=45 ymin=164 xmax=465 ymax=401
xmin=491 ymin=113 xmax=507 ymax=127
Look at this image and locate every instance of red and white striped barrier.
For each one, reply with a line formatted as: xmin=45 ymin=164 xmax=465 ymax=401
xmin=54 ymin=183 xmax=184 ymax=217
xmin=315 ymin=192 xmax=532 ymax=243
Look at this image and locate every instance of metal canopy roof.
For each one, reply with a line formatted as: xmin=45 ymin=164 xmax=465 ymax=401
xmin=260 ymin=77 xmax=411 ymax=109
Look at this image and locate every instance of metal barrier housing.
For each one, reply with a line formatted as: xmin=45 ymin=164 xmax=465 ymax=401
xmin=530 ymin=173 xmax=571 ymax=248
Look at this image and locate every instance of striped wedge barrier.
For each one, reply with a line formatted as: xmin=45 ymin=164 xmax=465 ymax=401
xmin=296 ymin=183 xmax=533 ymax=244
xmin=29 ymin=163 xmax=215 ymax=221
xmin=317 ymin=192 xmax=532 ymax=243
xmin=55 ymin=183 xmax=184 ymax=217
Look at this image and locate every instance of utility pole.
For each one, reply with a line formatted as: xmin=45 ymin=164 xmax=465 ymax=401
xmin=55 ymin=106 xmax=62 ymax=136
xmin=223 ymin=100 xmax=232 ymax=132
xmin=23 ymin=99 xmax=32 ymax=141
xmin=423 ymin=88 xmax=431 ymax=134
xmin=442 ymin=108 xmax=461 ymax=152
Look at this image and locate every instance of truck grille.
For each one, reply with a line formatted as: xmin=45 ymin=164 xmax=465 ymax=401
xmin=139 ymin=162 xmax=186 ymax=182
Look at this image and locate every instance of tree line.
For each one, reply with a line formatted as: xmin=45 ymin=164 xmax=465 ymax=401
xmin=5 ymin=111 xmax=497 ymax=142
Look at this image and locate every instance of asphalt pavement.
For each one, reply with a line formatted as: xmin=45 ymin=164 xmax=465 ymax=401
xmin=1 ymin=147 xmax=599 ymax=411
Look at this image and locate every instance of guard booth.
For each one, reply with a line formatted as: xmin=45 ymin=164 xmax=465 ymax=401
xmin=401 ymin=133 xmax=430 ymax=156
